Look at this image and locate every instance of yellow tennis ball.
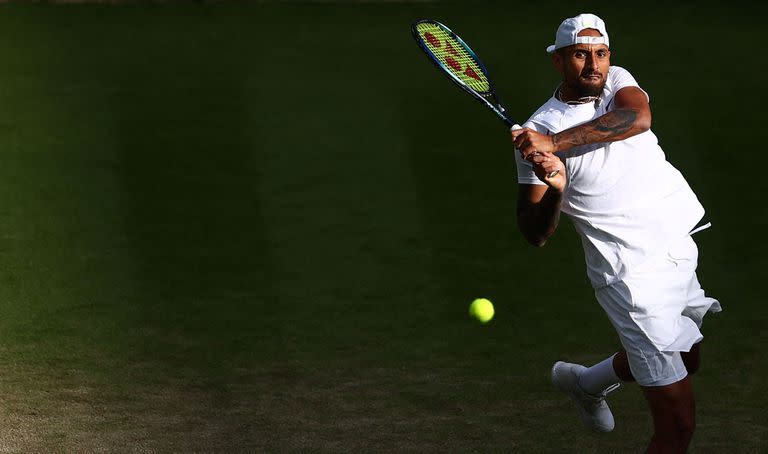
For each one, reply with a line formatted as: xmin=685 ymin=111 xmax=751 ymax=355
xmin=469 ymin=298 xmax=494 ymax=323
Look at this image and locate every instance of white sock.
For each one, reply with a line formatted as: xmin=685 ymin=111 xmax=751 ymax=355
xmin=578 ymin=354 xmax=621 ymax=395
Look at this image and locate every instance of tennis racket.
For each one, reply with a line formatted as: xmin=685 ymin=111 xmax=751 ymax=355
xmin=411 ymin=19 xmax=558 ymax=178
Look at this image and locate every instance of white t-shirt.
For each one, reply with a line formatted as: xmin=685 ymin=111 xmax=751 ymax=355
xmin=516 ymin=66 xmax=705 ymax=288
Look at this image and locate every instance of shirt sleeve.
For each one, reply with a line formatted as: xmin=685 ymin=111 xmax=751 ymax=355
xmin=514 ymin=121 xmax=548 ymax=186
xmin=609 ymin=66 xmax=650 ymax=103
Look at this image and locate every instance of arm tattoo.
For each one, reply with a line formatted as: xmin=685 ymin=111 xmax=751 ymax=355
xmin=553 ymin=109 xmax=639 ymax=150
xmin=595 ymin=109 xmax=637 ymax=134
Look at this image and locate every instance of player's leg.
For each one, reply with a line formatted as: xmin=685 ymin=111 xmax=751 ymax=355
xmin=579 ymin=353 xmax=623 ymax=392
xmin=612 ymin=344 xmax=700 ymax=382
xmin=612 ymin=349 xmax=635 ymax=382
xmin=605 ymin=339 xmax=700 ymax=383
xmin=642 ymin=377 xmax=696 ymax=454
xmin=680 ymin=342 xmax=701 ymax=375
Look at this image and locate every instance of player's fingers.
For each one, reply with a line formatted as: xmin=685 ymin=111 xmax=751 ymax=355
xmin=513 ymin=132 xmax=528 ymax=148
xmin=536 ymin=155 xmax=558 ymax=167
xmin=540 ymin=160 xmax=563 ymax=178
xmin=514 ymin=129 xmax=537 ymax=147
xmin=532 ymin=154 xmax=559 ymax=169
xmin=530 ymin=153 xmax=548 ymax=164
xmin=531 ymin=151 xmax=559 ymax=165
xmin=523 ymin=147 xmax=541 ymax=161
xmin=519 ymin=139 xmax=534 ymax=157
xmin=510 ymin=127 xmax=531 ymax=139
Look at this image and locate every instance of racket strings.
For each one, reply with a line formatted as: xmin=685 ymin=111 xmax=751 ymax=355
xmin=415 ymin=23 xmax=490 ymax=94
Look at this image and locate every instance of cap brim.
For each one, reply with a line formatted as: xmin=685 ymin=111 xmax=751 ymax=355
xmin=546 ymin=45 xmax=556 ymax=53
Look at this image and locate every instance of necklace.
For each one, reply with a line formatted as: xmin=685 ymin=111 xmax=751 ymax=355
xmin=557 ymin=87 xmax=600 ymax=105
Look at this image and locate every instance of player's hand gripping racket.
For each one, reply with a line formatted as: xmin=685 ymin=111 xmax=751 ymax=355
xmin=411 ymin=20 xmax=558 ymax=178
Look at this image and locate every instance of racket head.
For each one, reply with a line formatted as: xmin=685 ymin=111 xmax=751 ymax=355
xmin=411 ymin=20 xmax=495 ymax=97
xmin=411 ymin=19 xmax=516 ymax=127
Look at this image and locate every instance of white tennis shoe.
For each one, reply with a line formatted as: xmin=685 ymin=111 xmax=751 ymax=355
xmin=551 ymin=361 xmax=619 ymax=433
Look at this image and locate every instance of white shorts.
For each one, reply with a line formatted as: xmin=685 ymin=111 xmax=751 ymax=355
xmin=595 ymin=235 xmax=721 ymax=387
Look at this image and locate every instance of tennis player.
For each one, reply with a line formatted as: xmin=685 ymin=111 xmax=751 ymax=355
xmin=511 ymin=13 xmax=720 ymax=452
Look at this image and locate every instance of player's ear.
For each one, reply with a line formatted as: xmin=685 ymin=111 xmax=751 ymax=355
xmin=551 ymin=51 xmax=564 ymax=73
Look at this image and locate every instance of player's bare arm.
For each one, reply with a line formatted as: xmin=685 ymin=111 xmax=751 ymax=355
xmin=552 ymin=86 xmax=651 ymax=151
xmin=516 ymin=152 xmax=566 ymax=247
xmin=512 ymin=87 xmax=651 ymax=159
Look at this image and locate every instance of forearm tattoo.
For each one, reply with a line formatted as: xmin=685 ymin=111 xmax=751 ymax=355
xmin=554 ymin=109 xmax=638 ymax=149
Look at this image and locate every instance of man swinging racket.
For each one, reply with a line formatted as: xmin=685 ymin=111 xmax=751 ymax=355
xmin=511 ymin=13 xmax=721 ymax=452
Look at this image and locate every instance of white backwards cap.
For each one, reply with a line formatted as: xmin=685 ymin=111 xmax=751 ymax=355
xmin=546 ymin=13 xmax=609 ymax=53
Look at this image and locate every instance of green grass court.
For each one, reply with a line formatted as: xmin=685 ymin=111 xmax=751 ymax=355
xmin=0 ymin=1 xmax=765 ymax=451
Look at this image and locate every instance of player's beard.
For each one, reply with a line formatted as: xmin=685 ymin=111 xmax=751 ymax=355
xmin=571 ymin=71 xmax=606 ymax=97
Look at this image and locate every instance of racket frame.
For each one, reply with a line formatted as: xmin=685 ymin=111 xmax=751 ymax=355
xmin=412 ymin=19 xmax=559 ymax=179
xmin=411 ymin=19 xmax=517 ymax=128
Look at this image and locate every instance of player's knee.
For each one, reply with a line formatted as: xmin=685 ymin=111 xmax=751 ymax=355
xmin=646 ymin=381 xmax=696 ymax=449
